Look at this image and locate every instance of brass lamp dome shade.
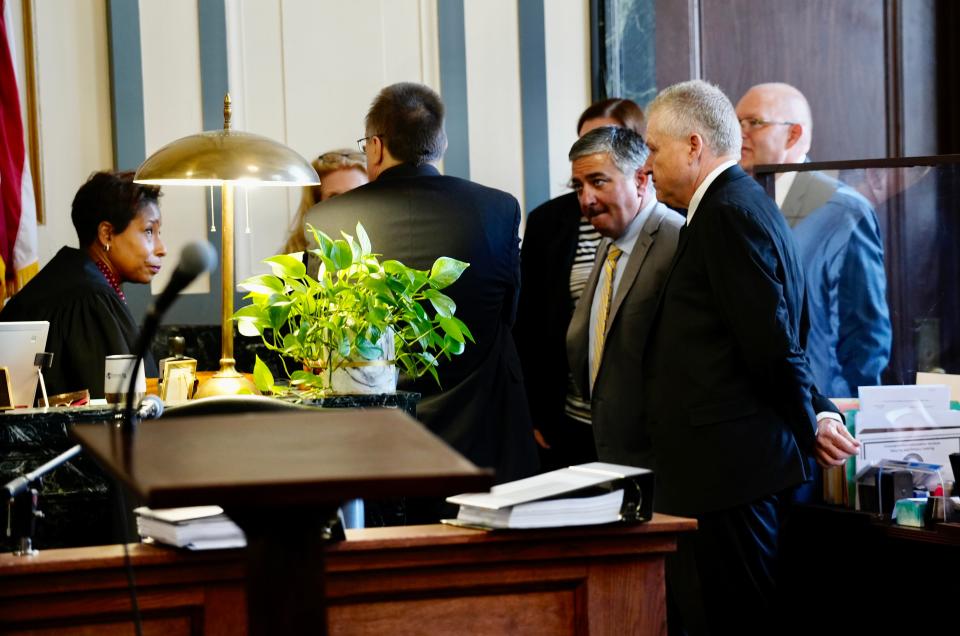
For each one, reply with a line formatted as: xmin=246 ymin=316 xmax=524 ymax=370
xmin=134 ymin=128 xmax=320 ymax=186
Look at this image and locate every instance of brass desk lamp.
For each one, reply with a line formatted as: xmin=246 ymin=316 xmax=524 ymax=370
xmin=134 ymin=95 xmax=319 ymax=397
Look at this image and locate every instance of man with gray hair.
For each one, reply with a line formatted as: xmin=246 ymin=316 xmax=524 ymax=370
xmin=565 ymin=126 xmax=683 ymax=471
xmin=641 ymin=80 xmax=857 ymax=633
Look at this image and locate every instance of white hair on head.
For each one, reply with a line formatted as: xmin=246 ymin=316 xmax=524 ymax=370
xmin=648 ymin=80 xmax=742 ymax=159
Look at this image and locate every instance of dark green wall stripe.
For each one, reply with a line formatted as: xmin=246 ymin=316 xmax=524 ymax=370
xmin=198 ymin=0 xmax=229 ymax=131
xmin=106 ymin=0 xmax=145 ymax=171
xmin=438 ymin=0 xmax=470 ymax=179
xmin=518 ymin=0 xmax=550 ymax=211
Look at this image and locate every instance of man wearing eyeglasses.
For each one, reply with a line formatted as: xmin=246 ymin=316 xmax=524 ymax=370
xmin=304 ymin=83 xmax=538 ymax=521
xmin=736 ymin=83 xmax=891 ymax=400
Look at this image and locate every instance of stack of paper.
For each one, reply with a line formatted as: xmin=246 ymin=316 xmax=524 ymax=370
xmin=446 ymin=462 xmax=651 ymax=530
xmin=135 ymin=506 xmax=246 ymax=550
xmin=856 ymin=384 xmax=960 ymax=482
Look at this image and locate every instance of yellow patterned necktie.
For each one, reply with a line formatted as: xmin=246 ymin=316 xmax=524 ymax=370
xmin=590 ymin=244 xmax=623 ymax=388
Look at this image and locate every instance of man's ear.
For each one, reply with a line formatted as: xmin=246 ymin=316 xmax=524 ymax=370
xmin=370 ymin=135 xmax=385 ymax=166
xmin=688 ymin=133 xmax=704 ymax=163
xmin=635 ymin=167 xmax=649 ymax=193
xmin=784 ymin=123 xmax=804 ymax=150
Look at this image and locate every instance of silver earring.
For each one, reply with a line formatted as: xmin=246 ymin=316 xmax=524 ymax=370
xmin=104 ymin=243 xmax=110 ymax=252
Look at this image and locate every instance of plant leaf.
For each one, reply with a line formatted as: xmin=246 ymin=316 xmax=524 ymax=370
xmin=356 ymin=336 xmax=383 ymax=360
xmin=267 ymin=304 xmax=291 ymax=331
xmin=233 ymin=304 xmax=266 ymax=320
xmin=264 ymin=254 xmax=306 ymax=279
xmin=454 ymin=317 xmax=475 ymax=343
xmin=442 ymin=333 xmax=466 ymax=355
xmin=236 ymin=317 xmax=264 ymax=337
xmin=439 ymin=316 xmax=464 ymax=343
xmin=306 ymin=224 xmax=333 ymax=255
xmin=428 ymin=257 xmax=469 ymax=289
xmin=356 ymin=222 xmax=372 ymax=255
xmin=423 ymin=289 xmax=456 ymax=317
xmin=330 ymin=239 xmax=353 ymax=270
xmin=361 ymin=276 xmax=395 ymax=302
xmin=238 ymin=274 xmax=284 ymax=295
xmin=253 ymin=355 xmax=276 ymax=393
xmin=382 ymin=259 xmax=408 ymax=276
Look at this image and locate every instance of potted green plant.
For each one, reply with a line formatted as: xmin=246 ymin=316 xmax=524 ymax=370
xmin=233 ymin=222 xmax=473 ymax=398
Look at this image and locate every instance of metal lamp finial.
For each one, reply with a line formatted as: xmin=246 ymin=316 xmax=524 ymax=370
xmin=223 ymin=93 xmax=232 ymax=131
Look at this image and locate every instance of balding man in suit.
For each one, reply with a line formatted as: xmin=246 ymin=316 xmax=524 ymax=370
xmin=736 ymin=82 xmax=891 ymax=398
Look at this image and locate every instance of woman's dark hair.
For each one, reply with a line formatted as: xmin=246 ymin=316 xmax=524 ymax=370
xmin=577 ymin=98 xmax=646 ymax=136
xmin=71 ymin=171 xmax=161 ymax=247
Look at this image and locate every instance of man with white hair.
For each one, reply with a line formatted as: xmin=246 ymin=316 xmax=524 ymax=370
xmin=641 ymin=80 xmax=858 ymax=634
xmin=737 ymin=82 xmax=891 ymax=398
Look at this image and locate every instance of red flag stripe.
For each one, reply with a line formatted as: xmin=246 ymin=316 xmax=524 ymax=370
xmin=0 ymin=0 xmax=27 ymax=276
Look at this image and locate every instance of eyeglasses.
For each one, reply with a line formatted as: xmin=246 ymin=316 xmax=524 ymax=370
xmin=356 ymin=135 xmax=383 ymax=153
xmin=738 ymin=118 xmax=797 ymax=132
xmin=318 ymin=151 xmax=365 ymax=162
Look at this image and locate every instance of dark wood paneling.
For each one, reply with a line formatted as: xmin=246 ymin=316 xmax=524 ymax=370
xmin=0 ymin=518 xmax=696 ymax=636
xmin=697 ymin=0 xmax=887 ymax=162
xmin=654 ymin=0 xmax=699 ymax=93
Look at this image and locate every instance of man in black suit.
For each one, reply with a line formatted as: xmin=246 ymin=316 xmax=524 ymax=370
xmin=303 ymin=83 xmax=538 ymax=516
xmin=642 ymin=80 xmax=859 ymax=634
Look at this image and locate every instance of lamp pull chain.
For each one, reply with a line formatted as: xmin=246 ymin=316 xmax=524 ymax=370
xmin=208 ymin=186 xmax=217 ymax=232
xmin=243 ymin=187 xmax=251 ymax=234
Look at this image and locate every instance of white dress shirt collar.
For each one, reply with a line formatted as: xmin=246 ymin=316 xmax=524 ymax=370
xmin=686 ymin=160 xmax=737 ymax=225
xmin=774 ymin=155 xmax=807 ymax=207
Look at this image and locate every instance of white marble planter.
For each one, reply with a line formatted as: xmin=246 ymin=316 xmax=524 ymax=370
xmin=328 ymin=330 xmax=397 ymax=394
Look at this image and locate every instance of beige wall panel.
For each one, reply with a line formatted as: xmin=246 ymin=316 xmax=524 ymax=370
xmin=463 ymin=0 xmax=525 ymax=208
xmin=139 ymin=0 xmax=209 ymax=295
xmin=231 ymin=0 xmax=439 ymax=278
xmin=32 ymin=0 xmax=113 ymax=264
xmin=544 ymin=0 xmax=591 ymax=198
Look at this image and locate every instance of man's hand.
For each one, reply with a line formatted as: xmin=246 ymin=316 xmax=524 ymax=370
xmin=814 ymin=416 xmax=859 ymax=467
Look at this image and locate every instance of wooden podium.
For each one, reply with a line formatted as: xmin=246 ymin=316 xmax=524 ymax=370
xmin=70 ymin=408 xmax=492 ymax=635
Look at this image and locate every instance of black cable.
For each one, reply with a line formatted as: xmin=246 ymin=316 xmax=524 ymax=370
xmin=116 ymin=487 xmax=143 ymax=636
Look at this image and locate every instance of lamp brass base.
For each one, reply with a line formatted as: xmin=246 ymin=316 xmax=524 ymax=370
xmin=194 ymin=358 xmax=260 ymax=398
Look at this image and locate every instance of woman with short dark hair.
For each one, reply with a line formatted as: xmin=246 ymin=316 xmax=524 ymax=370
xmin=0 ymin=171 xmax=167 ymax=399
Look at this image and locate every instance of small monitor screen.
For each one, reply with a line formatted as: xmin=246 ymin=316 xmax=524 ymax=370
xmin=0 ymin=321 xmax=50 ymax=408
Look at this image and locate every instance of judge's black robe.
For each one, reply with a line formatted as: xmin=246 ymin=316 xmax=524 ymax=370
xmin=0 ymin=246 xmax=155 ymax=399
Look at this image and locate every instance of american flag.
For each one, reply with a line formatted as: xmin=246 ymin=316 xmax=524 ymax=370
xmin=0 ymin=0 xmax=38 ymax=304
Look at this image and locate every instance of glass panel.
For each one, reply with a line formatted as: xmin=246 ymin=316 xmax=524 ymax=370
xmin=756 ymin=158 xmax=960 ymax=396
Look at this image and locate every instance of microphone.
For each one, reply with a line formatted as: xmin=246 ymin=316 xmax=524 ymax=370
xmin=137 ymin=394 xmax=165 ymax=420
xmin=123 ymin=241 xmax=218 ymax=432
xmin=146 ymin=241 xmax=218 ymax=320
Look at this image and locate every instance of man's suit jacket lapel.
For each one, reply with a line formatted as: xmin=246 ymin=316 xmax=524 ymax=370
xmin=647 ymin=166 xmax=741 ymax=345
xmin=606 ymin=206 xmax=662 ymax=334
xmin=567 ymin=236 xmax=610 ymax=398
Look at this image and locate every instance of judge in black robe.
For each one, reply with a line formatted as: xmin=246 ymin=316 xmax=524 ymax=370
xmin=0 ymin=171 xmax=166 ymax=399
